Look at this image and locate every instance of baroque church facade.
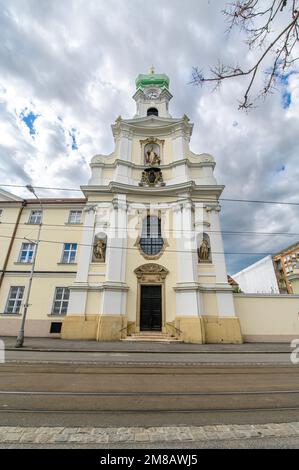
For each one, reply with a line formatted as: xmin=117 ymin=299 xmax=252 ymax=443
xmin=0 ymin=70 xmax=243 ymax=343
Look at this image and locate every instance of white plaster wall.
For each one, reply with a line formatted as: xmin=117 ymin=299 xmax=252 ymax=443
xmin=233 ymin=256 xmax=279 ymax=294
xmin=235 ymin=294 xmax=299 ymax=341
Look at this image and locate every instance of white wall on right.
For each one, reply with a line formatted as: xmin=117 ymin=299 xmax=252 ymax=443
xmin=232 ymin=255 xmax=279 ymax=294
xmin=235 ymin=294 xmax=299 ymax=342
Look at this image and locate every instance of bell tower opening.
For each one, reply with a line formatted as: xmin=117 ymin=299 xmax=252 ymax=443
xmin=147 ymin=107 xmax=158 ymax=117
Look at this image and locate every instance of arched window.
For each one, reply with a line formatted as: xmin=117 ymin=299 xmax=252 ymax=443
xmin=140 ymin=215 xmax=164 ymax=256
xmin=147 ymin=107 xmax=158 ymax=116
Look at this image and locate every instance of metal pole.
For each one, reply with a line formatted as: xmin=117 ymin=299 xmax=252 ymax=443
xmin=15 ymin=187 xmax=42 ymax=348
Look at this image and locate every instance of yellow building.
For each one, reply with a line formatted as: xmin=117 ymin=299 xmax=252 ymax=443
xmin=272 ymin=242 xmax=299 ymax=294
xmin=0 ymin=70 xmax=246 ymax=343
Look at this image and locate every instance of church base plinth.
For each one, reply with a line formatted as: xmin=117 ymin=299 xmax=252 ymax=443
xmin=96 ymin=315 xmax=127 ymax=341
xmin=61 ymin=315 xmax=98 ymax=340
xmin=175 ymin=316 xmax=205 ymax=344
xmin=203 ymin=316 xmax=243 ymax=344
xmin=62 ymin=315 xmax=128 ymax=341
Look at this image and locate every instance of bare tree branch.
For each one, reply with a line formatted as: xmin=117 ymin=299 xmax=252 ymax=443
xmin=192 ymin=0 xmax=299 ymax=109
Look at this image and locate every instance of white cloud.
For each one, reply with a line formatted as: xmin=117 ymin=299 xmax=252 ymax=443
xmin=0 ymin=0 xmax=298 ymax=272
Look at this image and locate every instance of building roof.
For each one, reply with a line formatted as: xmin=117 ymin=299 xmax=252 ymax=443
xmin=272 ymin=241 xmax=299 ymax=258
xmin=227 ymin=275 xmax=239 ymax=286
xmin=135 ymin=69 xmax=170 ymax=90
xmin=25 ymin=198 xmax=86 ymax=204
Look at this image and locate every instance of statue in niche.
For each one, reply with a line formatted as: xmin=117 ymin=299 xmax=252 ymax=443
xmin=93 ymin=238 xmax=106 ymax=262
xmin=198 ymin=236 xmax=211 ymax=263
xmin=145 ymin=144 xmax=160 ymax=166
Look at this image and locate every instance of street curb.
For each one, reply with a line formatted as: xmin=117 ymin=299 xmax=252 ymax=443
xmin=4 ymin=348 xmax=292 ymax=354
xmin=4 ymin=360 xmax=293 ymax=366
xmin=0 ymin=422 xmax=299 ymax=445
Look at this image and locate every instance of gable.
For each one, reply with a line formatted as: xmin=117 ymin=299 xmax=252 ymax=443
xmin=0 ymin=188 xmax=24 ymax=203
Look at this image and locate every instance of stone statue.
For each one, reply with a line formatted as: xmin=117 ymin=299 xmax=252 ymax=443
xmin=93 ymin=238 xmax=106 ymax=262
xmin=146 ymin=146 xmax=160 ymax=166
xmin=198 ymin=238 xmax=210 ymax=262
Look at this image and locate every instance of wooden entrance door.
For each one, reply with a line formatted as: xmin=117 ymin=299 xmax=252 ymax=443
xmin=140 ymin=285 xmax=162 ymax=331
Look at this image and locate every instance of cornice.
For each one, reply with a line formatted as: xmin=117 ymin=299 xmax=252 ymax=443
xmin=90 ymin=157 xmax=215 ymax=170
xmin=111 ymin=116 xmax=193 ymax=137
xmin=81 ymin=181 xmax=224 ymax=198
xmin=173 ymin=282 xmax=233 ymax=293
xmin=233 ymin=293 xmax=299 ymax=298
xmin=69 ymin=282 xmax=129 ymax=292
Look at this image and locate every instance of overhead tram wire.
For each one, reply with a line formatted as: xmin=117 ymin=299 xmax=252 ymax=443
xmin=0 ymin=219 xmax=298 ymax=239
xmin=1 ymin=184 xmax=299 ymax=207
xmin=0 ymin=233 xmax=277 ymax=257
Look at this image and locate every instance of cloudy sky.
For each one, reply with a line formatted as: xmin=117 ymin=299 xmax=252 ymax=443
xmin=0 ymin=0 xmax=298 ymax=273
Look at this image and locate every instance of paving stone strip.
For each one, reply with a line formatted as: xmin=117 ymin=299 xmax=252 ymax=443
xmin=0 ymin=422 xmax=299 ymax=444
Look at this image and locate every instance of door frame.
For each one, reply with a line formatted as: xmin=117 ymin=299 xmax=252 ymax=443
xmin=139 ymin=283 xmax=163 ymax=332
xmin=134 ymin=263 xmax=169 ymax=333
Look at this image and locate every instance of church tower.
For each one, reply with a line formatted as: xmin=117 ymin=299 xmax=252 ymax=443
xmin=62 ymin=69 xmax=242 ymax=344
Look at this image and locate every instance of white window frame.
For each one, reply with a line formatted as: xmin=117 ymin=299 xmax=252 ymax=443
xmin=18 ymin=242 xmax=36 ymax=263
xmin=5 ymin=286 xmax=25 ymax=314
xmin=68 ymin=210 xmax=82 ymax=224
xmin=61 ymin=243 xmax=77 ymax=263
xmin=51 ymin=287 xmax=70 ymax=315
xmin=28 ymin=210 xmax=42 ymax=224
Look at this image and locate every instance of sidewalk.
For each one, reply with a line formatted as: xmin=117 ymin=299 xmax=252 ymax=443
xmin=0 ymin=336 xmax=293 ymax=353
xmin=0 ymin=422 xmax=299 ymax=446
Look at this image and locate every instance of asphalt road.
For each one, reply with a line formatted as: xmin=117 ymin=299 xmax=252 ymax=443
xmin=1 ymin=360 xmax=299 ymax=428
xmin=3 ymin=349 xmax=294 ymax=364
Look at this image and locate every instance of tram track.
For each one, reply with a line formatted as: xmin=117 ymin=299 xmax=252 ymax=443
xmin=1 ymin=361 xmax=299 ymax=427
xmin=0 ymin=389 xmax=299 ymax=396
xmin=0 ymin=388 xmax=299 ymax=414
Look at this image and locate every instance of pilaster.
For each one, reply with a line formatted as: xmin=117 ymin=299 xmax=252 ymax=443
xmin=67 ymin=205 xmax=96 ymax=316
xmin=205 ymin=204 xmax=237 ymax=319
xmin=174 ymin=200 xmax=203 ymax=343
xmin=101 ymin=194 xmax=129 ymax=316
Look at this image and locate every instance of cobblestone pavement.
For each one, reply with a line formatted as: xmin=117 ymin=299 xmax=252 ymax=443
xmin=0 ymin=422 xmax=299 ymax=445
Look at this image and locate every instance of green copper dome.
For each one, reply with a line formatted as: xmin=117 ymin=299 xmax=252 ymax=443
xmin=135 ymin=68 xmax=170 ymax=90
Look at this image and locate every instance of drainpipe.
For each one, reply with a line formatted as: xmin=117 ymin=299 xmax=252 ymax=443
xmin=0 ymin=200 xmax=27 ymax=290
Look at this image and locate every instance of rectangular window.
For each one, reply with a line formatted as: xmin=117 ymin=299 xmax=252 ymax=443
xmin=50 ymin=322 xmax=62 ymax=333
xmin=61 ymin=243 xmax=77 ymax=263
xmin=52 ymin=287 xmax=70 ymax=315
xmin=18 ymin=242 xmax=35 ymax=263
xmin=5 ymin=286 xmax=24 ymax=314
xmin=28 ymin=210 xmax=42 ymax=224
xmin=68 ymin=210 xmax=82 ymax=224
xmin=0 ymin=209 xmax=3 ymax=221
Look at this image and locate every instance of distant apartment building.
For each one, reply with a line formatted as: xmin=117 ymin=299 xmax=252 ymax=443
xmin=272 ymin=242 xmax=299 ymax=294
xmin=232 ymin=242 xmax=299 ymax=295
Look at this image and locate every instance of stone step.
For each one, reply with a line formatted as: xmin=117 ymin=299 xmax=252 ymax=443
xmin=121 ymin=338 xmax=182 ymax=343
xmin=122 ymin=333 xmax=182 ymax=343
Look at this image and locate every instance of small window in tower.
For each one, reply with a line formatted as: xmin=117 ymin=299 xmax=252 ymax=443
xmin=147 ymin=107 xmax=158 ymax=117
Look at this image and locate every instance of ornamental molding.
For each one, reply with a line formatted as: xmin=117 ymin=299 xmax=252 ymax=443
xmin=205 ymin=204 xmax=221 ymax=213
xmin=81 ymin=182 xmax=225 ymax=199
xmin=90 ymin=157 xmax=216 ymax=170
xmin=134 ymin=235 xmax=169 ymax=261
xmin=134 ymin=263 xmax=169 ymax=282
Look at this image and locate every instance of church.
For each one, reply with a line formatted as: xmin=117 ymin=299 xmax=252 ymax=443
xmin=0 ymin=69 xmax=267 ymax=344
